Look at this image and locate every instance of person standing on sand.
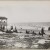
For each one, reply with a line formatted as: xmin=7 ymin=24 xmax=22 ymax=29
xmin=41 ymin=28 xmax=45 ymax=36
xmin=14 ymin=26 xmax=18 ymax=33
xmin=11 ymin=26 xmax=13 ymax=30
xmin=26 ymin=30 xmax=29 ymax=34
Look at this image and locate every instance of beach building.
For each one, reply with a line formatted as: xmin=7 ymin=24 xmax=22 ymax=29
xmin=0 ymin=17 xmax=7 ymax=31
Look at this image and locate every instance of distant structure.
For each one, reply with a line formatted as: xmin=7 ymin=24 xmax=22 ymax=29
xmin=0 ymin=17 xmax=7 ymax=31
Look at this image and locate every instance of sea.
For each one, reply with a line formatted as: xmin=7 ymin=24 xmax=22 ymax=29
xmin=8 ymin=22 xmax=50 ymax=30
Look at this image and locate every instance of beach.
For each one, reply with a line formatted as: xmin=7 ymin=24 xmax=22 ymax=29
xmin=0 ymin=23 xmax=50 ymax=49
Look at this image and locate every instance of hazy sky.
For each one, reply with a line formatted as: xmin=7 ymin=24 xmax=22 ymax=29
xmin=0 ymin=1 xmax=50 ymax=23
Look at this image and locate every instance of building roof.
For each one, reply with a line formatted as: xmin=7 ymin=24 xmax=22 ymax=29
xmin=0 ymin=17 xmax=7 ymax=20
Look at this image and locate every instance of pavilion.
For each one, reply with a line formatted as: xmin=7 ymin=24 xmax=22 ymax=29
xmin=0 ymin=17 xmax=7 ymax=31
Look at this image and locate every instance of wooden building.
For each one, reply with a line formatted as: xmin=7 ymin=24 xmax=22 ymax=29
xmin=0 ymin=17 xmax=7 ymax=31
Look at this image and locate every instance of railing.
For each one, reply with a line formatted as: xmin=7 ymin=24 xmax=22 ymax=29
xmin=0 ymin=22 xmax=7 ymax=26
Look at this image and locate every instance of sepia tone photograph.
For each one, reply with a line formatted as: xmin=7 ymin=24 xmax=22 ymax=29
xmin=0 ymin=1 xmax=50 ymax=49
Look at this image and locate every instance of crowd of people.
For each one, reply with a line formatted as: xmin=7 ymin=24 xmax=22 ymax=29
xmin=26 ymin=28 xmax=45 ymax=36
xmin=0 ymin=25 xmax=46 ymax=36
xmin=6 ymin=26 xmax=18 ymax=33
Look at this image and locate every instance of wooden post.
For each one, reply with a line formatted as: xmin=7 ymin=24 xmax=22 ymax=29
xmin=6 ymin=19 xmax=7 ymax=30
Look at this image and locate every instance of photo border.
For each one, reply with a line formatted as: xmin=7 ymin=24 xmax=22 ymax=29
xmin=0 ymin=0 xmax=50 ymax=50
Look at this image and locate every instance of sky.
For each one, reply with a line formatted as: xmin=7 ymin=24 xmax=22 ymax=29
xmin=0 ymin=1 xmax=50 ymax=24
